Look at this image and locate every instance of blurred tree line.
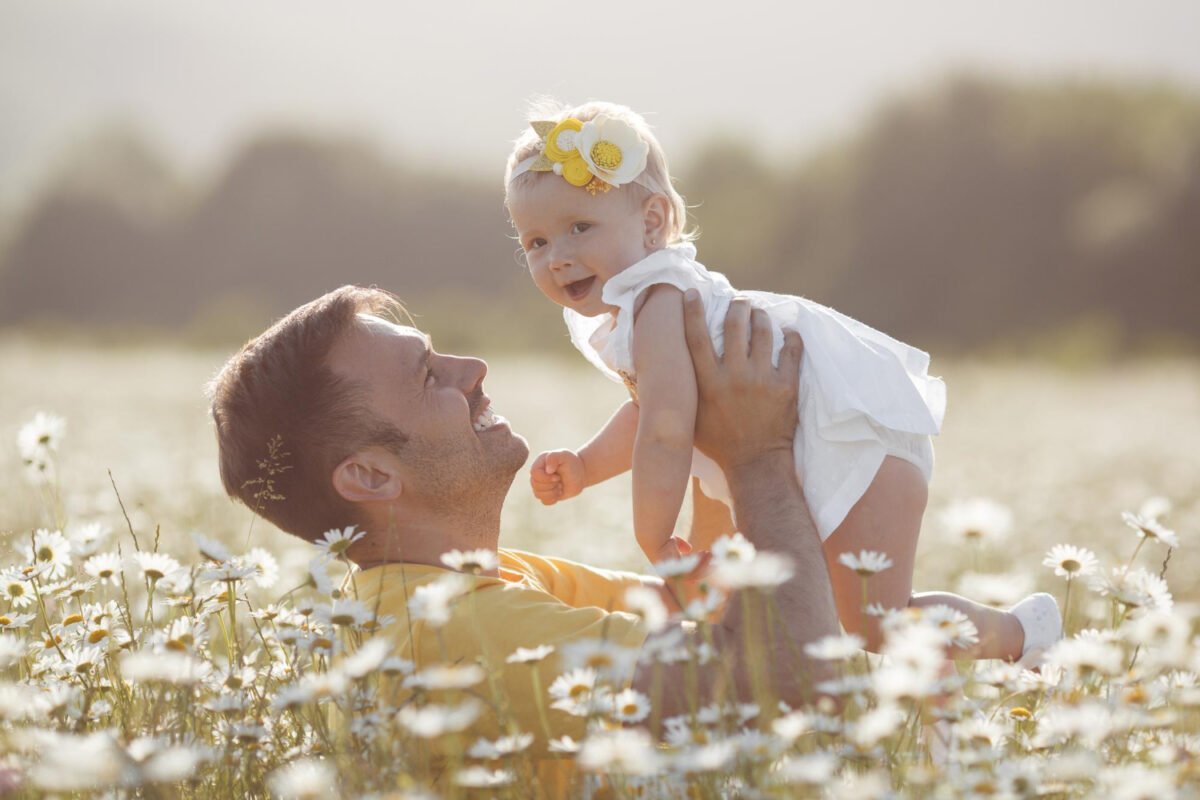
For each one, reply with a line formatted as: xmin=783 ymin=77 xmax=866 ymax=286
xmin=1 ymin=75 xmax=1197 ymax=357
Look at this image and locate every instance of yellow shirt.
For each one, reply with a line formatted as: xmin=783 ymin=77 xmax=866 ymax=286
xmin=353 ymin=548 xmax=652 ymax=795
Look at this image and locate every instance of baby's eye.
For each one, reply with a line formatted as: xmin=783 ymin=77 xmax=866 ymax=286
xmin=526 ymin=237 xmax=546 ymax=251
xmin=571 ymin=222 xmax=591 ymax=234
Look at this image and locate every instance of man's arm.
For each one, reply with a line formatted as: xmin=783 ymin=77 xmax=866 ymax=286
xmin=631 ymin=293 xmax=840 ymax=718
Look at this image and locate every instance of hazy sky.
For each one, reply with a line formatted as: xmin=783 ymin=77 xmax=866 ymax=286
xmin=2 ymin=0 xmax=1199 ymax=215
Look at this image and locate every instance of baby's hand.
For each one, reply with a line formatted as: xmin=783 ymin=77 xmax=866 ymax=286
xmin=651 ymin=535 xmax=693 ymax=565
xmin=530 ymin=449 xmax=587 ymax=505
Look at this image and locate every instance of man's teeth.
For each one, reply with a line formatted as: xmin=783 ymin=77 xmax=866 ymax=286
xmin=473 ymin=407 xmax=501 ymax=432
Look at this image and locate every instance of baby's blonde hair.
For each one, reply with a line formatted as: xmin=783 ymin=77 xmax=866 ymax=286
xmin=504 ymin=99 xmax=693 ymax=245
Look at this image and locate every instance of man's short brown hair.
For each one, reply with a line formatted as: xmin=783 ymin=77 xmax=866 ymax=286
xmin=208 ymin=285 xmax=408 ymax=542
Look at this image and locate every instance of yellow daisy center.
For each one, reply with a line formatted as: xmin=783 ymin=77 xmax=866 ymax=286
xmin=590 ymin=140 xmax=623 ymax=170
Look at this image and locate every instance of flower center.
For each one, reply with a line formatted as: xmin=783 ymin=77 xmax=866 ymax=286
xmin=1061 ymin=559 xmax=1080 ymax=572
xmin=590 ymin=141 xmax=623 ymax=170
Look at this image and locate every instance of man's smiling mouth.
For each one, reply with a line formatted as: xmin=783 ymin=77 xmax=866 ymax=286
xmin=564 ymin=276 xmax=596 ymax=301
xmin=472 ymin=404 xmax=506 ymax=433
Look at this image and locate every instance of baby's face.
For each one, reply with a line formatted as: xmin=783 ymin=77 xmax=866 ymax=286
xmin=508 ymin=175 xmax=652 ymax=318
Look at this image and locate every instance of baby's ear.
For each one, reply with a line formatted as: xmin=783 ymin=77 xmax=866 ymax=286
xmin=332 ymin=449 xmax=403 ymax=504
xmin=642 ymin=192 xmax=671 ymax=246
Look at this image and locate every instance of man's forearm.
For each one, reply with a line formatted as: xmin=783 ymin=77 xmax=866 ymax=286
xmin=720 ymin=451 xmax=840 ymax=700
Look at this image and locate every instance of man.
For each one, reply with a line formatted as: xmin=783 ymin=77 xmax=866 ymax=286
xmin=209 ymin=284 xmax=839 ymax=784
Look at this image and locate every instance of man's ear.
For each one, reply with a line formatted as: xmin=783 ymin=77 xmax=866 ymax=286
xmin=642 ymin=192 xmax=671 ymax=246
xmin=332 ymin=449 xmax=403 ymax=504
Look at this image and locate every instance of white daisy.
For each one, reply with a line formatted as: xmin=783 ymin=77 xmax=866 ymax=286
xmin=850 ymin=704 xmax=906 ymax=748
xmin=67 ymin=523 xmax=110 ymax=558
xmin=1043 ymin=543 xmax=1100 ymax=579
xmin=131 ymin=551 xmax=182 ymax=582
xmin=609 ymin=688 xmax=651 ymax=723
xmin=0 ymin=637 xmax=24 ymax=669
xmin=25 ymin=529 xmax=72 ymax=579
xmin=407 ymin=573 xmax=470 ymax=628
xmin=652 ymin=552 xmax=701 ymax=578
xmin=268 ymin=758 xmax=338 ymax=800
xmin=1122 ymin=511 xmax=1179 ymax=548
xmin=467 ymin=731 xmax=534 ymax=759
xmin=776 ymin=752 xmax=839 ymax=784
xmin=0 ymin=610 xmax=36 ymax=629
xmin=623 ymin=585 xmax=669 ymax=632
xmin=120 ymin=650 xmax=212 ymax=686
xmin=548 ymin=667 xmax=599 ymax=706
xmin=921 ymin=604 xmax=981 ymax=649
xmin=439 ymin=548 xmax=498 ymax=574
xmin=453 ymin=767 xmax=514 ymax=788
xmin=559 ymin=638 xmax=639 ymax=682
xmin=243 ymin=547 xmax=279 ymax=589
xmin=506 ymin=644 xmax=555 ymax=664
xmin=804 ymin=633 xmax=865 ymax=661
xmin=1 ymin=569 xmax=35 ymax=608
xmin=314 ymin=525 xmax=366 ymax=557
xmin=578 ymin=728 xmax=661 ymax=776
xmin=712 ymin=532 xmax=756 ymax=562
xmin=201 ymin=561 xmax=257 ymax=584
xmin=312 ymin=598 xmax=373 ymax=628
xmin=1092 ymin=566 xmax=1173 ymax=613
xmin=939 ymin=497 xmax=1013 ymax=544
xmin=837 ymin=550 xmax=894 ymax=576
xmin=340 ymin=638 xmax=392 ymax=679
xmin=548 ymin=735 xmax=580 ymax=753
xmin=191 ymin=532 xmax=232 ymax=563
xmin=397 ymin=699 xmax=482 ymax=738
xmin=404 ymin=664 xmax=486 ymax=691
xmin=711 ymin=551 xmax=794 ymax=589
xmin=16 ymin=411 xmax=66 ymax=458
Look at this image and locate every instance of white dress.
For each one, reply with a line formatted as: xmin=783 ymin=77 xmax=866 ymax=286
xmin=564 ymin=243 xmax=946 ymax=542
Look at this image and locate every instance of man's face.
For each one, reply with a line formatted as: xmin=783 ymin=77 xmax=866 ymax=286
xmin=329 ymin=315 xmax=529 ymax=503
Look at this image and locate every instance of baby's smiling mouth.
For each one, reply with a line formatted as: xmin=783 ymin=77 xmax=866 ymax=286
xmin=564 ymin=276 xmax=596 ymax=301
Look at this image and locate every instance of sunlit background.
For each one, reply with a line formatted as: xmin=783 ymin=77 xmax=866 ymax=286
xmin=2 ymin=1 xmax=1197 ymax=595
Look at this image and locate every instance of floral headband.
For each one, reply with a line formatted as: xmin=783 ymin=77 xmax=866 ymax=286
xmin=508 ymin=115 xmax=657 ymax=196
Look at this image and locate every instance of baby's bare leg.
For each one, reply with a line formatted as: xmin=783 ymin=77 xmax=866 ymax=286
xmin=822 ymin=456 xmax=1024 ymax=660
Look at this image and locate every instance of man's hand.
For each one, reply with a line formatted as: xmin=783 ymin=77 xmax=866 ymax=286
xmin=529 ymin=449 xmax=587 ymax=505
xmin=682 ymin=290 xmax=803 ymax=472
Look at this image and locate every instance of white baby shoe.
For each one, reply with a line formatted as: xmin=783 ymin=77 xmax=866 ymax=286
xmin=1009 ymin=592 xmax=1063 ymax=668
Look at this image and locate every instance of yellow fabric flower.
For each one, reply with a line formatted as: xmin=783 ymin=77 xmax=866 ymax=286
xmin=544 ymin=119 xmax=583 ymax=164
xmin=560 ymin=156 xmax=593 ymax=187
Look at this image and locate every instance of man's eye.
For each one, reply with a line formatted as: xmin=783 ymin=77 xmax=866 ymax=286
xmin=424 ymin=370 xmax=435 ymax=386
xmin=571 ymin=223 xmax=591 ymax=234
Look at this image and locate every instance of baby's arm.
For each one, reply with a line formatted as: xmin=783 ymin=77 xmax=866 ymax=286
xmin=530 ymin=400 xmax=638 ymax=505
xmin=631 ymin=285 xmax=698 ymax=562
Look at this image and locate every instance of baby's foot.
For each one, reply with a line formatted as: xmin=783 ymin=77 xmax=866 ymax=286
xmin=1009 ymin=592 xmax=1062 ymax=668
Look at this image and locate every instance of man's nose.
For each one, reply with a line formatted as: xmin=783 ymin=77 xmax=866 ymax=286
xmin=448 ymin=355 xmax=487 ymax=391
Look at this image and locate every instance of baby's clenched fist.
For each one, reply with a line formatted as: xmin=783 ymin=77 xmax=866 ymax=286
xmin=529 ymin=449 xmax=587 ymax=505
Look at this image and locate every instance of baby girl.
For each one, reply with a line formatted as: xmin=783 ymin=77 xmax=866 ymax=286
xmin=504 ymin=100 xmax=1060 ymax=663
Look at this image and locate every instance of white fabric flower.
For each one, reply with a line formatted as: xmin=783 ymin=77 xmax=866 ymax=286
xmin=576 ymin=115 xmax=649 ymax=187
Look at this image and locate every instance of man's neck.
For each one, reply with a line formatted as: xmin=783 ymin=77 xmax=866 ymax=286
xmin=349 ymin=499 xmax=503 ymax=574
